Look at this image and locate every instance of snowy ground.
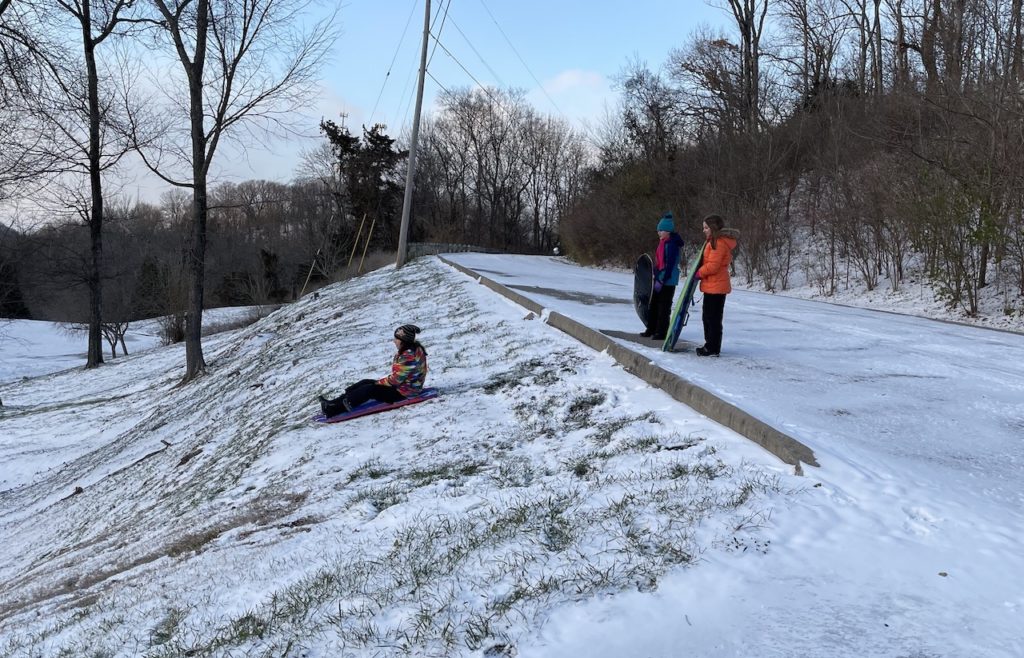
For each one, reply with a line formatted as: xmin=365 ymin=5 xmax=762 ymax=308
xmin=0 ymin=320 xmax=159 ymax=385
xmin=0 ymin=255 xmax=1021 ymax=657
xmin=735 ymin=244 xmax=1024 ymax=334
xmin=0 ymin=307 xmax=261 ymax=386
xmin=446 ymin=253 xmax=1024 ymax=657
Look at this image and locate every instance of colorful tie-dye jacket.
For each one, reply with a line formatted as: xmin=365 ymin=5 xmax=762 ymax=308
xmin=378 ymin=345 xmax=428 ymax=397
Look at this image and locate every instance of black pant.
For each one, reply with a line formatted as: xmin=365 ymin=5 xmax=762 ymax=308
xmin=648 ymin=284 xmax=676 ymax=337
xmin=702 ymin=293 xmax=726 ymax=353
xmin=324 ymin=379 xmax=403 ymax=416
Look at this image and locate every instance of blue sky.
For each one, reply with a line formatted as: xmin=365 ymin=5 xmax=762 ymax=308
xmin=322 ymin=0 xmax=728 ymax=135
xmin=125 ymin=0 xmax=729 ymax=202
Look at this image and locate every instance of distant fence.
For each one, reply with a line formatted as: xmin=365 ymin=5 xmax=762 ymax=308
xmin=407 ymin=243 xmax=503 ymax=259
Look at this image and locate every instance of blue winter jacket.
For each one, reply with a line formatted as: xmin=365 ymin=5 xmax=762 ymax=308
xmin=655 ymin=232 xmax=685 ymax=286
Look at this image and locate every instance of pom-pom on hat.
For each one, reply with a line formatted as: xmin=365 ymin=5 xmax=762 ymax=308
xmin=394 ymin=324 xmax=421 ymax=343
xmin=657 ymin=212 xmax=674 ymax=232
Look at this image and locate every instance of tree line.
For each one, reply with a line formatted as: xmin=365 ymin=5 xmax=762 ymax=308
xmin=6 ymin=0 xmax=1018 ymax=381
xmin=562 ymin=0 xmax=1024 ymax=318
xmin=0 ymin=0 xmax=591 ymax=382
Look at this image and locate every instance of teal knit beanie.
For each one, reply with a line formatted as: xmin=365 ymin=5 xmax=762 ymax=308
xmin=657 ymin=212 xmax=674 ymax=232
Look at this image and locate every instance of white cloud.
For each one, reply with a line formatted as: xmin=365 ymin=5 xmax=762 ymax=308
xmin=527 ymin=69 xmax=615 ymax=127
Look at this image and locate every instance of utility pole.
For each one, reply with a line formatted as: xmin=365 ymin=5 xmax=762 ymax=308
xmin=395 ymin=0 xmax=431 ymax=269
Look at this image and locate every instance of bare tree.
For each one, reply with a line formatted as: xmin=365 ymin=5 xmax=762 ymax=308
xmin=668 ymin=30 xmax=746 ymax=135
xmin=722 ymin=0 xmax=771 ymax=129
xmin=2 ymin=1 xmax=137 ymax=367
xmin=56 ymin=0 xmax=137 ymax=367
xmin=838 ymin=0 xmax=886 ymax=93
xmin=130 ymin=0 xmax=333 ymax=382
xmin=0 ymin=2 xmax=61 ymax=201
xmin=776 ymin=0 xmax=852 ymax=99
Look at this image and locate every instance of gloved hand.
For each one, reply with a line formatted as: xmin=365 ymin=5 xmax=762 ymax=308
xmin=694 ymin=270 xmax=702 ymax=281
xmin=654 ymin=280 xmax=663 ymax=293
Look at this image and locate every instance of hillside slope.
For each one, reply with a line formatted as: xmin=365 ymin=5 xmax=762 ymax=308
xmin=0 ymin=259 xmax=790 ymax=657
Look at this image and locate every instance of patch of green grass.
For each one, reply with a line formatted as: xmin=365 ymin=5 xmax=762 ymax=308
xmin=222 ymin=610 xmax=269 ymax=645
xmin=622 ymin=434 xmax=660 ymax=452
xmin=542 ymin=516 xmax=575 ymax=552
xmin=150 ymin=607 xmax=187 ymax=646
xmin=494 ymin=455 xmax=535 ymax=488
xmin=691 ymin=460 xmax=728 ymax=481
xmin=482 ymin=359 xmax=543 ymax=393
xmin=347 ymin=457 xmax=393 ymax=483
xmin=563 ymin=454 xmax=594 ymax=479
xmin=351 ymin=482 xmax=407 ymax=512
xmin=408 ymin=460 xmax=484 ymax=486
xmin=668 ymin=462 xmax=691 ymax=479
xmin=588 ymin=412 xmax=657 ymax=446
xmin=565 ymin=390 xmax=607 ymax=427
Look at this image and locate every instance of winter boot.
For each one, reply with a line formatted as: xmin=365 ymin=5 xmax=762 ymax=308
xmin=322 ymin=395 xmax=352 ymax=417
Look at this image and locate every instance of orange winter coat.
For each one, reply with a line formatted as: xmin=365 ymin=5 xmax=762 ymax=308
xmin=698 ymin=230 xmax=739 ymax=294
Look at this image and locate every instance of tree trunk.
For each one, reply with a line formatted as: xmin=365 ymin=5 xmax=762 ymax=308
xmin=1009 ymin=0 xmax=1023 ymax=80
xmin=728 ymin=0 xmax=762 ymax=131
xmin=183 ymin=0 xmax=210 ymax=383
xmin=184 ymin=170 xmax=208 ymax=381
xmin=872 ymin=0 xmax=884 ymax=93
xmin=82 ymin=0 xmax=104 ymax=369
xmin=891 ymin=0 xmax=909 ymax=87
xmin=921 ymin=0 xmax=940 ymax=88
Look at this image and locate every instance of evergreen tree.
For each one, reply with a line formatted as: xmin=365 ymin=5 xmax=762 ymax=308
xmin=319 ymin=121 xmax=406 ymax=249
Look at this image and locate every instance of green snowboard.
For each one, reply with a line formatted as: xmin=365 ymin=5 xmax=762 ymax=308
xmin=662 ymin=244 xmax=705 ymax=352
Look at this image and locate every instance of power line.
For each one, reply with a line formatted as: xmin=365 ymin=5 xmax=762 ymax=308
xmin=476 ymin=0 xmax=565 ymax=117
xmin=446 ymin=15 xmax=507 ymax=89
xmin=428 ymin=34 xmax=499 ymax=104
xmin=396 ymin=0 xmax=450 ymax=135
xmin=426 ymin=69 xmax=452 ymax=97
xmin=426 ymin=0 xmax=453 ymax=68
xmin=369 ymin=0 xmax=421 ymax=127
xmin=428 ymin=34 xmax=521 ymax=121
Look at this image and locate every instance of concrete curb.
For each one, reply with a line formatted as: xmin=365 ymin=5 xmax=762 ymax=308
xmin=440 ymin=256 xmax=819 ymax=471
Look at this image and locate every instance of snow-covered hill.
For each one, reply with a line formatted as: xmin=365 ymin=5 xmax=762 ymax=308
xmin=0 ymin=259 xmax=794 ymax=657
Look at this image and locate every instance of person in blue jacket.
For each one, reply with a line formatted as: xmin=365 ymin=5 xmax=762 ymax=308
xmin=640 ymin=212 xmax=684 ymax=340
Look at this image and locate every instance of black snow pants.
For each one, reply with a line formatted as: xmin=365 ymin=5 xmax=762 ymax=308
xmin=324 ymin=379 xmax=404 ymax=416
xmin=701 ymin=293 xmax=727 ymax=354
xmin=647 ymin=284 xmax=676 ymax=338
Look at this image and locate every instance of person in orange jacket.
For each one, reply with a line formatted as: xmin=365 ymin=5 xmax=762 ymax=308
xmin=694 ymin=215 xmax=740 ymax=356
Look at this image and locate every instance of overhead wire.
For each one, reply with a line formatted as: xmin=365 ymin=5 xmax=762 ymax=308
xmin=428 ymin=34 xmax=521 ymax=121
xmin=426 ymin=0 xmax=453 ymax=68
xmin=427 ymin=36 xmax=501 ymax=105
xmin=426 ymin=70 xmax=452 ymax=97
xmin=476 ymin=0 xmax=565 ymax=118
xmin=392 ymin=0 xmax=565 ymax=134
xmin=369 ymin=1 xmax=421 ymax=127
xmin=446 ymin=15 xmax=507 ymax=89
xmin=396 ymin=0 xmax=452 ymax=135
